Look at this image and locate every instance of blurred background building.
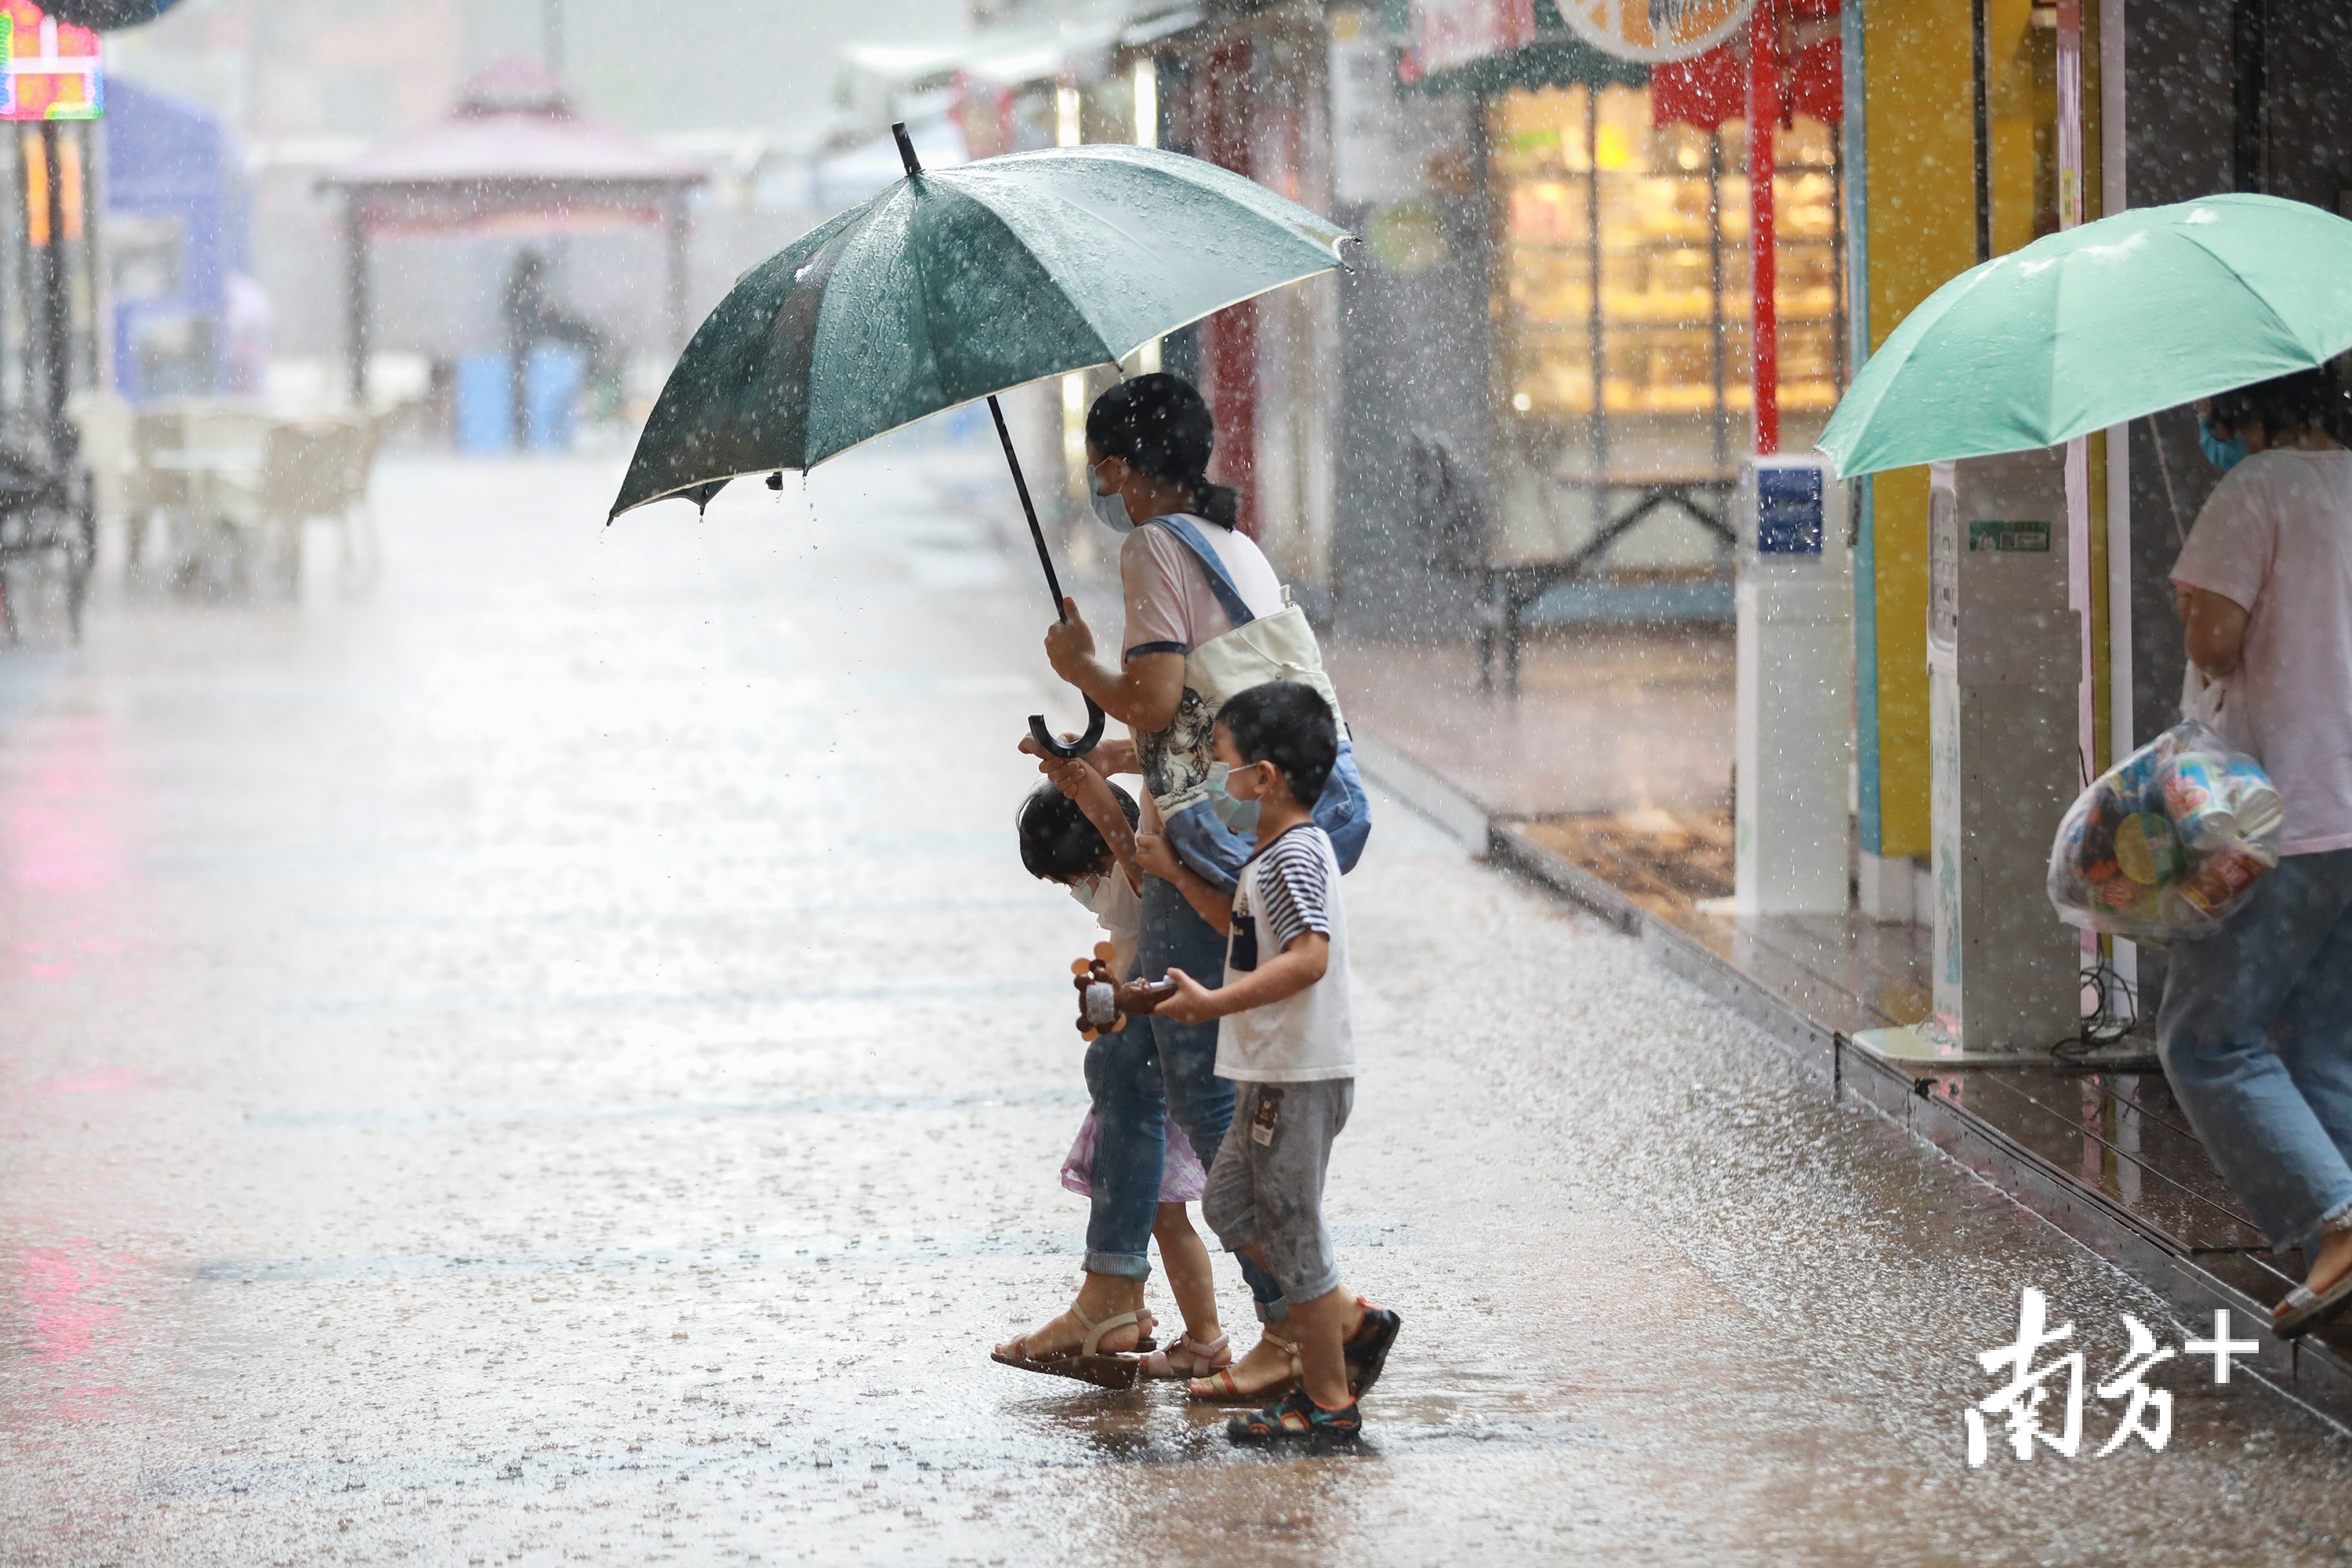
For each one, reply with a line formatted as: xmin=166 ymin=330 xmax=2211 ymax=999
xmin=8 ymin=0 xmax=2350 ymax=904
xmin=103 ymin=0 xmax=971 ymax=427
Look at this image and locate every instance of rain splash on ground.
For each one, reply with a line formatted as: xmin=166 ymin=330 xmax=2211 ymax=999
xmin=3 ymin=442 xmax=2350 ymax=1565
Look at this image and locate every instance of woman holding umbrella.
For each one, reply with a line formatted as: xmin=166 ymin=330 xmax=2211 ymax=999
xmin=600 ymin=129 xmax=1363 ymax=1387
xmin=993 ymin=375 xmax=1335 ymax=1398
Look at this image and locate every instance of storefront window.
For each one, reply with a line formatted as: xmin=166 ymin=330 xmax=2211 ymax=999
xmin=1487 ymin=84 xmax=1840 ymax=567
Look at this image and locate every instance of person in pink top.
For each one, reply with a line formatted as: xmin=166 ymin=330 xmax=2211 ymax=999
xmin=2163 ymin=366 xmax=2352 ymax=1338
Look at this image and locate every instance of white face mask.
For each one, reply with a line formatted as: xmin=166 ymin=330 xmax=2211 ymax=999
xmin=1089 ymin=462 xmax=1135 ymax=535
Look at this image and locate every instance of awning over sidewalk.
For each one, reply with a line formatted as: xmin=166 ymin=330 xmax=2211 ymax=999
xmin=1396 ymin=0 xmax=1649 ymax=93
xmin=1393 ymin=0 xmax=1843 ymax=104
xmin=840 ymin=5 xmax=1204 ymax=93
xmin=320 ymin=58 xmax=704 ymax=237
xmin=1652 ymin=1 xmax=1842 ymax=129
xmin=317 ymin=58 xmax=707 ymax=406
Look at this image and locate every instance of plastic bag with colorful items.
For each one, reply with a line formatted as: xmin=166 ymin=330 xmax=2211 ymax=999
xmin=2047 ymin=720 xmax=2284 ymax=942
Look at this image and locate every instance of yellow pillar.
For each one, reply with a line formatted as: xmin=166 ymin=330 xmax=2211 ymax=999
xmin=1857 ymin=0 xmax=1976 ymax=860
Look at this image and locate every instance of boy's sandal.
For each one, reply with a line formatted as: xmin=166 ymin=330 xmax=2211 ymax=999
xmin=1343 ymin=1300 xmax=1403 ymax=1398
xmin=1226 ymin=1386 xmax=1363 ymax=1453
xmin=1187 ymin=1332 xmax=1301 ymax=1403
xmin=989 ymin=1305 xmax=1149 ymax=1390
xmin=1139 ymin=1330 xmax=1231 ymax=1381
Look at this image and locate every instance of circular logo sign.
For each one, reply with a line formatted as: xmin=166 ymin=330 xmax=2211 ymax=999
xmin=1555 ymin=0 xmax=1758 ymax=63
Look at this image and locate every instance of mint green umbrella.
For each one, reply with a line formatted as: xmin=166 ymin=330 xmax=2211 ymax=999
xmin=608 ymin=128 xmax=1348 ymax=756
xmin=1819 ymin=194 xmax=2352 ymax=477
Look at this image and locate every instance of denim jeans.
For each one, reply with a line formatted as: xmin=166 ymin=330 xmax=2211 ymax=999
xmin=2158 ymin=849 xmax=2352 ymax=1258
xmin=1083 ymin=877 xmax=1286 ymax=1316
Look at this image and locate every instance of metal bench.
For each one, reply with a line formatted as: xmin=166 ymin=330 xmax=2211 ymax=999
xmin=1406 ymin=432 xmax=1736 ymax=695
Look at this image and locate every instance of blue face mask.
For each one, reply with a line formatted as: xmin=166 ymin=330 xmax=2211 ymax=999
xmin=1206 ymin=761 xmax=1261 ymax=836
xmin=2199 ymin=418 xmax=2249 ymax=473
xmin=1089 ymin=463 xmax=1135 ymax=534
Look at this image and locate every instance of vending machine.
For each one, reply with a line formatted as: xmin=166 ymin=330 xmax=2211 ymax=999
xmin=1733 ymin=455 xmax=1853 ymax=916
xmin=1855 ymin=449 xmax=2087 ymax=1062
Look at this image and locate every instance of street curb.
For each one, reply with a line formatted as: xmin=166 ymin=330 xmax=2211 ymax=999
xmin=1352 ymin=724 xmax=2352 ymax=1436
xmin=1492 ymin=822 xmax=1646 ymax=936
xmin=1348 ymin=730 xmax=1493 ymax=855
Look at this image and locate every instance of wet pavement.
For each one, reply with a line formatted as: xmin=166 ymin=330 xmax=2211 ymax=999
xmin=5 ymin=443 xmax=2352 ymax=1566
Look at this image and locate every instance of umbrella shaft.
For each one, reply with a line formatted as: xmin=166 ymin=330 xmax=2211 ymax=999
xmin=989 ymin=394 xmax=1069 ymax=623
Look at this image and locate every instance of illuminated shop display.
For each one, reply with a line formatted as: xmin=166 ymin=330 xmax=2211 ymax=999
xmin=0 ymin=2 xmax=102 ymax=122
xmin=1491 ymin=84 xmax=1838 ymax=465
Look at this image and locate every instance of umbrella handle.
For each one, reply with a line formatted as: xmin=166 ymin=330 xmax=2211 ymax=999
xmin=1028 ymin=697 xmax=1106 ymax=760
xmin=987 ymin=390 xmax=1102 ymax=759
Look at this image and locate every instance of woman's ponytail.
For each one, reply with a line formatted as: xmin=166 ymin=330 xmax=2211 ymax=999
xmin=1193 ymin=481 xmax=1241 ymax=530
xmin=1085 ymin=372 xmax=1244 ymax=526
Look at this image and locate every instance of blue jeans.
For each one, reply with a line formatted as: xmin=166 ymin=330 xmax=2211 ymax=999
xmin=1082 ymin=877 xmax=1290 ymax=1317
xmin=2158 ymin=849 xmax=2352 ymax=1258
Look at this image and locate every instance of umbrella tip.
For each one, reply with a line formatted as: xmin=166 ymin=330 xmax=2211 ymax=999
xmin=766 ymin=471 xmax=784 ymax=490
xmin=892 ymin=122 xmax=921 ymax=177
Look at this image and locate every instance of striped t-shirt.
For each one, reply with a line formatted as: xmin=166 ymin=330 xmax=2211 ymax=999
xmin=1216 ymin=823 xmax=1353 ymax=1083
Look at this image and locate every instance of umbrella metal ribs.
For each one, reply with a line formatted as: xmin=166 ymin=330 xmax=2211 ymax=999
xmin=895 ymin=122 xmax=1104 ymax=760
xmin=608 ymin=126 xmax=1350 ymax=767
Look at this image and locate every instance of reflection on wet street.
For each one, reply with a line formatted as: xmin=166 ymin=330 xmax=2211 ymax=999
xmin=7 ymin=446 xmax=2352 ymax=1566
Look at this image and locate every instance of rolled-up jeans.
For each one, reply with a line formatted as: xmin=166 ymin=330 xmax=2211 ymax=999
xmin=1082 ymin=877 xmax=1288 ymax=1317
xmin=2158 ymin=848 xmax=2352 ymax=1259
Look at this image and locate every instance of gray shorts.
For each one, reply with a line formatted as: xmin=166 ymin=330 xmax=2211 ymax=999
xmin=1202 ymin=1078 xmax=1354 ymax=1307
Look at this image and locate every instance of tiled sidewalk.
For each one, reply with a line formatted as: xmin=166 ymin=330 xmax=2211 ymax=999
xmin=1323 ymin=626 xmax=1733 ymax=819
xmin=1333 ymin=626 xmax=2352 ymax=1425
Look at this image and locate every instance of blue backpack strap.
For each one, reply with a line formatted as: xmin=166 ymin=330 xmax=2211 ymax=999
xmin=1149 ymin=514 xmax=1256 ymax=629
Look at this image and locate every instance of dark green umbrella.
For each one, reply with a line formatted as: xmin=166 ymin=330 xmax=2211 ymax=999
xmin=609 ymin=128 xmax=1350 ymax=755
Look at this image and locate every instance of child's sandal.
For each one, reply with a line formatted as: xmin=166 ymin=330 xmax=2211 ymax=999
xmin=1343 ymin=1300 xmax=1403 ymax=1398
xmin=1227 ymin=1386 xmax=1363 ymax=1453
xmin=1186 ymin=1331 xmax=1301 ymax=1403
xmin=1140 ymin=1330 xmax=1230 ymax=1381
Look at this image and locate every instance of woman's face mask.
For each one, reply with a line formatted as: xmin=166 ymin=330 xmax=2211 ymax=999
xmin=2199 ymin=416 xmax=2249 ymax=473
xmin=1089 ymin=460 xmax=1135 ymax=534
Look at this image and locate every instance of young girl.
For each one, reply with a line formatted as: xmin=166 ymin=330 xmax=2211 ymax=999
xmin=1008 ymin=757 xmax=1232 ymax=1381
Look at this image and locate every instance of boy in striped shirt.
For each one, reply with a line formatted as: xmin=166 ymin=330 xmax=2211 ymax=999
xmin=1150 ymin=681 xmax=1402 ymax=1450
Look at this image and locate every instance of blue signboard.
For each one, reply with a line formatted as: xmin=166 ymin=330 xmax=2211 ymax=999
xmin=1756 ymin=464 xmax=1825 ymax=557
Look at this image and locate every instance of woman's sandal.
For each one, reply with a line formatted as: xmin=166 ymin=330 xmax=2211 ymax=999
xmin=2278 ymin=1271 xmax=2352 ymax=1339
xmin=1187 ymin=1331 xmax=1301 ymax=1403
xmin=989 ymin=1304 xmax=1151 ymax=1390
xmin=1139 ymin=1330 xmax=1231 ymax=1381
xmin=2276 ymin=1214 xmax=2352 ymax=1340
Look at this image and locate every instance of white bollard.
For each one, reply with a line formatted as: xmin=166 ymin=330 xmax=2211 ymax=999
xmin=1734 ymin=456 xmax=1853 ymax=916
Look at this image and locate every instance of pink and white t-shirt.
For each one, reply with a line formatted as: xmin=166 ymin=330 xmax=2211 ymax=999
xmin=1119 ymin=515 xmax=1284 ymax=661
xmin=2171 ymin=448 xmax=2352 ymax=856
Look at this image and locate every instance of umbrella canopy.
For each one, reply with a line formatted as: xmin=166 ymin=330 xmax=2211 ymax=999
xmin=40 ymin=0 xmax=187 ymax=29
xmin=1818 ymin=194 xmax=2352 ymax=478
xmin=608 ymin=141 xmax=1349 ymax=519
